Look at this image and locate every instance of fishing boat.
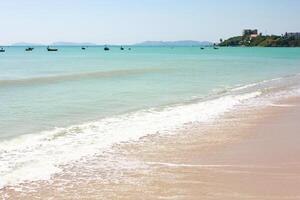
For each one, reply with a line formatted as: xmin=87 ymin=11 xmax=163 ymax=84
xmin=120 ymin=46 xmax=124 ymax=50
xmin=25 ymin=47 xmax=34 ymax=51
xmin=47 ymin=46 xmax=58 ymax=51
xmin=104 ymin=46 xmax=110 ymax=51
xmin=0 ymin=48 xmax=5 ymax=52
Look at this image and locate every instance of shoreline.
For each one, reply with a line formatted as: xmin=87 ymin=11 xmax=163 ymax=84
xmin=2 ymin=95 xmax=300 ymax=199
xmin=112 ymin=96 xmax=300 ymax=200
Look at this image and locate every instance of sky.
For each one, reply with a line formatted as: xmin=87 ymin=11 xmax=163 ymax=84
xmin=0 ymin=0 xmax=300 ymax=45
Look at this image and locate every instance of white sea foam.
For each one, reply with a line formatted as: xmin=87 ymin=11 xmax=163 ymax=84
xmin=231 ymin=83 xmax=258 ymax=91
xmin=0 ymin=91 xmax=264 ymax=189
xmin=230 ymin=77 xmax=284 ymax=92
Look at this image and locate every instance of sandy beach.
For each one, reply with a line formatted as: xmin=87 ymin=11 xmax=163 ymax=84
xmin=1 ymin=1 xmax=300 ymax=199
xmin=112 ymin=97 xmax=300 ymax=200
xmin=2 ymin=96 xmax=300 ymax=199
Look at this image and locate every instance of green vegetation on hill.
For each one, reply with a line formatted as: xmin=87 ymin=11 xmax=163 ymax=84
xmin=219 ymin=35 xmax=300 ymax=47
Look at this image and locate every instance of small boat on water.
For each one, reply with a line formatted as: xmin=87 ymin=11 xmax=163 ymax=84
xmin=25 ymin=47 xmax=34 ymax=51
xmin=120 ymin=46 xmax=124 ymax=50
xmin=81 ymin=47 xmax=86 ymax=50
xmin=0 ymin=48 xmax=5 ymax=52
xmin=214 ymin=47 xmax=219 ymax=49
xmin=47 ymin=46 xmax=58 ymax=51
xmin=200 ymin=47 xmax=205 ymax=50
xmin=104 ymin=46 xmax=110 ymax=51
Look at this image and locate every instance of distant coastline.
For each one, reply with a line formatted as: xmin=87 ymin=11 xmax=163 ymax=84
xmin=7 ymin=40 xmax=213 ymax=47
xmin=134 ymin=40 xmax=212 ymax=46
xmin=10 ymin=42 xmax=98 ymax=46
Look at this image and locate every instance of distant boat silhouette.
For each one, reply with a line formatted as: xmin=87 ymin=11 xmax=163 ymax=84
xmin=214 ymin=47 xmax=219 ymax=50
xmin=200 ymin=47 xmax=205 ymax=50
xmin=25 ymin=47 xmax=34 ymax=51
xmin=47 ymin=46 xmax=58 ymax=51
xmin=120 ymin=46 xmax=124 ymax=50
xmin=104 ymin=46 xmax=110 ymax=51
xmin=0 ymin=48 xmax=5 ymax=52
xmin=81 ymin=47 xmax=86 ymax=50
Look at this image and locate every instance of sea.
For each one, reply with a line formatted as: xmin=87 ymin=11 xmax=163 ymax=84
xmin=1 ymin=46 xmax=300 ymax=192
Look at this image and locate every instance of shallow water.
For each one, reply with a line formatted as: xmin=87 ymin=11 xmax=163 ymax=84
xmin=0 ymin=46 xmax=300 ymax=189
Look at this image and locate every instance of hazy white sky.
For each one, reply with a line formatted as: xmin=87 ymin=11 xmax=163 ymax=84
xmin=0 ymin=0 xmax=299 ymax=44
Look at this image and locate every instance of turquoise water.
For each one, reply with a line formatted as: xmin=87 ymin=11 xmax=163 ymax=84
xmin=1 ymin=47 xmax=300 ymax=139
xmin=1 ymin=46 xmax=300 ymax=188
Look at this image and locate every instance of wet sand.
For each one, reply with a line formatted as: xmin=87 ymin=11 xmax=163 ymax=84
xmin=115 ymin=97 xmax=300 ymax=200
xmin=2 ymin=97 xmax=300 ymax=199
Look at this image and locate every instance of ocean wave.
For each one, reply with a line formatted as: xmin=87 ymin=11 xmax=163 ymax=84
xmin=0 ymin=91 xmax=263 ymax=188
xmin=0 ymin=68 xmax=166 ymax=87
xmin=230 ymin=77 xmax=284 ymax=92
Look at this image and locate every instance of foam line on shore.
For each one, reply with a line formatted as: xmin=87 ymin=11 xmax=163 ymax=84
xmin=269 ymin=103 xmax=297 ymax=107
xmin=146 ymin=162 xmax=293 ymax=169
